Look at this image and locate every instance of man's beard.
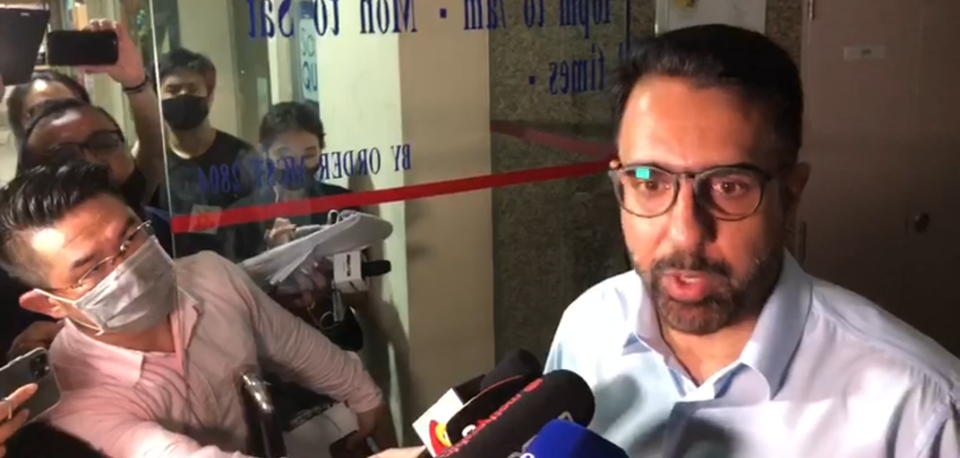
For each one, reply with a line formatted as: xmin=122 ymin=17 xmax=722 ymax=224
xmin=637 ymin=245 xmax=783 ymax=335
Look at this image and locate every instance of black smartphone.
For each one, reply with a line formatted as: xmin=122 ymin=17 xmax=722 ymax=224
xmin=0 ymin=8 xmax=51 ymax=85
xmin=0 ymin=348 xmax=61 ymax=423
xmin=46 ymin=30 xmax=118 ymax=66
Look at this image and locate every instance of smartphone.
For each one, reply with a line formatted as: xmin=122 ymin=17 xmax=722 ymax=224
xmin=0 ymin=8 xmax=50 ymax=85
xmin=46 ymin=30 xmax=118 ymax=67
xmin=0 ymin=348 xmax=61 ymax=423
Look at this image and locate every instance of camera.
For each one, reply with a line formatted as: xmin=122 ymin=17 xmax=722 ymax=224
xmin=29 ymin=352 xmax=50 ymax=379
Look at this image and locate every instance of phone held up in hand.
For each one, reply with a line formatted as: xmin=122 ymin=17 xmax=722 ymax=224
xmin=46 ymin=30 xmax=119 ymax=67
xmin=0 ymin=348 xmax=62 ymax=423
xmin=0 ymin=8 xmax=50 ymax=85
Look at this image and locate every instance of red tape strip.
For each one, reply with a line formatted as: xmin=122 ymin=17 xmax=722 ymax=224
xmin=489 ymin=122 xmax=615 ymax=158
xmin=171 ymin=160 xmax=608 ymax=233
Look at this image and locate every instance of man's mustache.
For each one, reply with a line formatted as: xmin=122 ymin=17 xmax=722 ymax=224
xmin=651 ymin=251 xmax=732 ymax=278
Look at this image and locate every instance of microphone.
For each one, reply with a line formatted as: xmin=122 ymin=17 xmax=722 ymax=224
xmin=444 ymin=350 xmax=541 ymax=444
xmin=413 ymin=350 xmax=542 ymax=456
xmin=524 ymin=420 xmax=628 ymax=458
xmin=479 ymin=349 xmax=540 ymax=391
xmin=361 ymin=259 xmax=391 ymax=277
xmin=437 ymin=370 xmax=595 ymax=458
xmin=445 ymin=378 xmax=537 ymax=444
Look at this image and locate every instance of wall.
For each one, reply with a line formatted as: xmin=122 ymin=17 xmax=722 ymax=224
xmin=172 ymin=0 xmax=242 ymax=136
xmin=398 ymin=0 xmax=494 ymax=439
xmin=489 ymin=0 xmax=804 ymax=360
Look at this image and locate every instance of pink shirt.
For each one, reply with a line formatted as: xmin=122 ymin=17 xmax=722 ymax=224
xmin=47 ymin=251 xmax=382 ymax=458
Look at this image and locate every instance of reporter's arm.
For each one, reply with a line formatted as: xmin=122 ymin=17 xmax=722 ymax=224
xmin=49 ymin=393 xmax=258 ymax=458
xmin=7 ymin=320 xmax=63 ymax=360
xmin=227 ymin=259 xmax=383 ymax=413
xmin=83 ymin=19 xmax=164 ymax=203
xmin=126 ymin=87 xmax=165 ymax=203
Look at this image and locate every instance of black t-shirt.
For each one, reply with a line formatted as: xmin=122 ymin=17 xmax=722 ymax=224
xmin=157 ymin=130 xmax=258 ymax=258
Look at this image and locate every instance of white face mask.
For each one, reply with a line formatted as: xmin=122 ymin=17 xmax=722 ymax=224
xmin=36 ymin=237 xmax=177 ymax=335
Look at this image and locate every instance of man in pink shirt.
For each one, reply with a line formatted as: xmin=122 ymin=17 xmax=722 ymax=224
xmin=0 ymin=161 xmax=394 ymax=457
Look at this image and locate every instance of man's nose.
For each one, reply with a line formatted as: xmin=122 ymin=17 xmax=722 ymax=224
xmin=666 ymin=182 xmax=715 ymax=249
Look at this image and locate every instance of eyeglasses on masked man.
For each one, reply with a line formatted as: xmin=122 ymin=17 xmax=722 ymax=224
xmin=0 ymin=162 xmax=175 ymax=335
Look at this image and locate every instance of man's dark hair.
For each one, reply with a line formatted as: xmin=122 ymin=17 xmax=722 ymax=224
xmin=16 ymin=98 xmax=124 ymax=174
xmin=5 ymin=70 xmax=92 ymax=140
xmin=0 ymin=161 xmax=123 ymax=288
xmin=258 ymin=101 xmax=325 ymax=149
xmin=615 ymin=24 xmax=803 ymax=165
xmin=152 ymin=47 xmax=217 ymax=91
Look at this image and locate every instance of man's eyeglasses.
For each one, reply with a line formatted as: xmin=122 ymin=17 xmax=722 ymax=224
xmin=44 ymin=130 xmax=126 ymax=163
xmin=609 ymin=164 xmax=777 ymax=220
xmin=55 ymin=221 xmax=154 ymax=293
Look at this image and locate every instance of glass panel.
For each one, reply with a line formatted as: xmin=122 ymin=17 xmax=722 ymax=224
xmin=147 ymin=0 xmax=639 ymax=450
xmin=0 ymin=0 xmax=668 ymax=453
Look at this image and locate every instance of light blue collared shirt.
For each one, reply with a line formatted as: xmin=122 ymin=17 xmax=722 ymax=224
xmin=545 ymin=254 xmax=959 ymax=458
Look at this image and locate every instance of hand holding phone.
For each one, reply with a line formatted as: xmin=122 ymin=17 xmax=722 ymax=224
xmin=0 ymin=384 xmax=37 ymax=448
xmin=0 ymin=348 xmax=61 ymax=425
xmin=0 ymin=8 xmax=50 ymax=85
xmin=72 ymin=19 xmax=146 ymax=88
xmin=46 ymin=30 xmax=118 ymax=67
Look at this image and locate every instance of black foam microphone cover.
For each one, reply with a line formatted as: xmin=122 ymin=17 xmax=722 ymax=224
xmin=480 ymin=349 xmax=541 ymax=391
xmin=437 ymin=370 xmax=595 ymax=458
xmin=445 ymin=374 xmax=535 ymax=444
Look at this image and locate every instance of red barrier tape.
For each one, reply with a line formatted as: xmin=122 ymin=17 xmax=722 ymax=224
xmin=170 ymin=122 xmax=615 ymax=233
xmin=489 ymin=122 xmax=616 ymax=158
xmin=171 ymin=160 xmax=608 ymax=233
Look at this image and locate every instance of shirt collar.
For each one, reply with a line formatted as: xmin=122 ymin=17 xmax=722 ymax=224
xmin=54 ymin=287 xmax=202 ymax=387
xmin=739 ymin=254 xmax=812 ymax=396
xmin=622 ymin=251 xmax=813 ymax=397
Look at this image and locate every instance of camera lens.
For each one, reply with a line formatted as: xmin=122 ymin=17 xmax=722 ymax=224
xmin=30 ymin=356 xmax=49 ymax=379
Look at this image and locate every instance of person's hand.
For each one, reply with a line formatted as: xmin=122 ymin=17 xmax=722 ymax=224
xmin=367 ymin=447 xmax=426 ymax=458
xmin=8 ymin=321 xmax=63 ymax=360
xmin=0 ymin=383 xmax=38 ymax=457
xmin=79 ymin=19 xmax=146 ymax=88
xmin=265 ymin=218 xmax=296 ymax=248
xmin=349 ymin=403 xmax=396 ymax=452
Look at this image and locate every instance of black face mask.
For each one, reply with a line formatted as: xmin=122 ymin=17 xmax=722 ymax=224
xmin=162 ymin=95 xmax=209 ymax=131
xmin=279 ymin=165 xmax=319 ymax=191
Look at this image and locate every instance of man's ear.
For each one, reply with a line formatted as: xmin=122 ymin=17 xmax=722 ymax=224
xmin=19 ymin=290 xmax=69 ymax=319
xmin=609 ymin=158 xmax=621 ymax=170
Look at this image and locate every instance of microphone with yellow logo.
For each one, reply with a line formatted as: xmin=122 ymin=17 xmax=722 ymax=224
xmin=411 ymin=350 xmax=541 ymax=456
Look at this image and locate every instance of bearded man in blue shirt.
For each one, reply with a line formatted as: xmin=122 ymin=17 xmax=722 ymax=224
xmin=545 ymin=24 xmax=960 ymax=458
